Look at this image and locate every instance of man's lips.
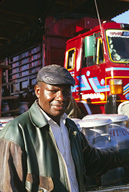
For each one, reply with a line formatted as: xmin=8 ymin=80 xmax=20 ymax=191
xmin=52 ymin=104 xmax=66 ymax=110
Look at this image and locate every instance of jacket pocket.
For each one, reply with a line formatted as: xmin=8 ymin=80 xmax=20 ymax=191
xmin=26 ymin=173 xmax=54 ymax=192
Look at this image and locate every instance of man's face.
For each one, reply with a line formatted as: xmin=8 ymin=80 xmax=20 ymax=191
xmin=35 ymin=82 xmax=71 ymax=123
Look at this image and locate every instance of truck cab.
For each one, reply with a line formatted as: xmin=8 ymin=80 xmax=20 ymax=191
xmin=64 ymin=21 xmax=129 ymax=114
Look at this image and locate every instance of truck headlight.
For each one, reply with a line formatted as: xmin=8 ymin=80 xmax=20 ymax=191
xmin=110 ymin=79 xmax=123 ymax=95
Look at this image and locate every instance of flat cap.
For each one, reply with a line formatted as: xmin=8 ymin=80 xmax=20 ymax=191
xmin=36 ymin=64 xmax=75 ymax=86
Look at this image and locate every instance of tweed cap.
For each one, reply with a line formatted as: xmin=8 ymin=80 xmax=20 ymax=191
xmin=36 ymin=64 xmax=75 ymax=86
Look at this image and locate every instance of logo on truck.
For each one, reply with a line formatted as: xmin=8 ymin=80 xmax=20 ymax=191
xmin=71 ymin=72 xmax=109 ymax=101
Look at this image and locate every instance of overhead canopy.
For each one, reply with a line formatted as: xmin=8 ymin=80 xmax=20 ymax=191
xmin=0 ymin=0 xmax=129 ymax=59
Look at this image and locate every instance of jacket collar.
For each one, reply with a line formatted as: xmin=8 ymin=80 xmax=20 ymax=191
xmin=29 ymin=101 xmax=76 ymax=134
xmin=28 ymin=101 xmax=48 ymax=128
xmin=65 ymin=118 xmax=78 ymax=135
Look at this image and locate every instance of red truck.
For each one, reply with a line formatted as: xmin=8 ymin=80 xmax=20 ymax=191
xmin=2 ymin=17 xmax=129 ymax=117
xmin=64 ymin=18 xmax=129 ymax=115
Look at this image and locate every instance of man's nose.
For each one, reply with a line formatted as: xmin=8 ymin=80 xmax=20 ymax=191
xmin=56 ymin=91 xmax=65 ymax=101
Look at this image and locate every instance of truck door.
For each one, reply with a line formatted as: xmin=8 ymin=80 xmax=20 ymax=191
xmin=80 ymin=34 xmax=107 ymax=113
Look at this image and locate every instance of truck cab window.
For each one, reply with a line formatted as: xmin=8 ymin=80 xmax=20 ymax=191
xmin=82 ymin=34 xmax=98 ymax=68
xmin=106 ymin=29 xmax=129 ymax=62
xmin=96 ymin=38 xmax=104 ymax=64
xmin=82 ymin=41 xmax=94 ymax=68
xmin=67 ymin=49 xmax=75 ymax=69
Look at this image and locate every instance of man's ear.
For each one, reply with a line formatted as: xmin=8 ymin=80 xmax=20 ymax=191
xmin=34 ymin=84 xmax=40 ymax=98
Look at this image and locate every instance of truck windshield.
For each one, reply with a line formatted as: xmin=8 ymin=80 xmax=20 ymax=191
xmin=106 ymin=29 xmax=129 ymax=62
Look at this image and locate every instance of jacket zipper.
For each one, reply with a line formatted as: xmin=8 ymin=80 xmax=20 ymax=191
xmin=49 ymin=129 xmax=71 ymax=192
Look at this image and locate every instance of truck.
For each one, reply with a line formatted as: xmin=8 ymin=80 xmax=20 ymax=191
xmin=64 ymin=18 xmax=129 ymax=115
xmin=1 ymin=17 xmax=129 ymax=117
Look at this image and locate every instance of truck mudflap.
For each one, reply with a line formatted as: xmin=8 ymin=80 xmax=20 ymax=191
xmin=87 ymin=184 xmax=129 ymax=191
xmin=105 ymin=95 xmax=118 ymax=114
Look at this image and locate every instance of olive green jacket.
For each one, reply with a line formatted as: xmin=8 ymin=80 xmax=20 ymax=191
xmin=0 ymin=101 xmax=124 ymax=192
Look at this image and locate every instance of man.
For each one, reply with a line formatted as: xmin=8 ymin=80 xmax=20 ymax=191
xmin=0 ymin=64 xmax=129 ymax=192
